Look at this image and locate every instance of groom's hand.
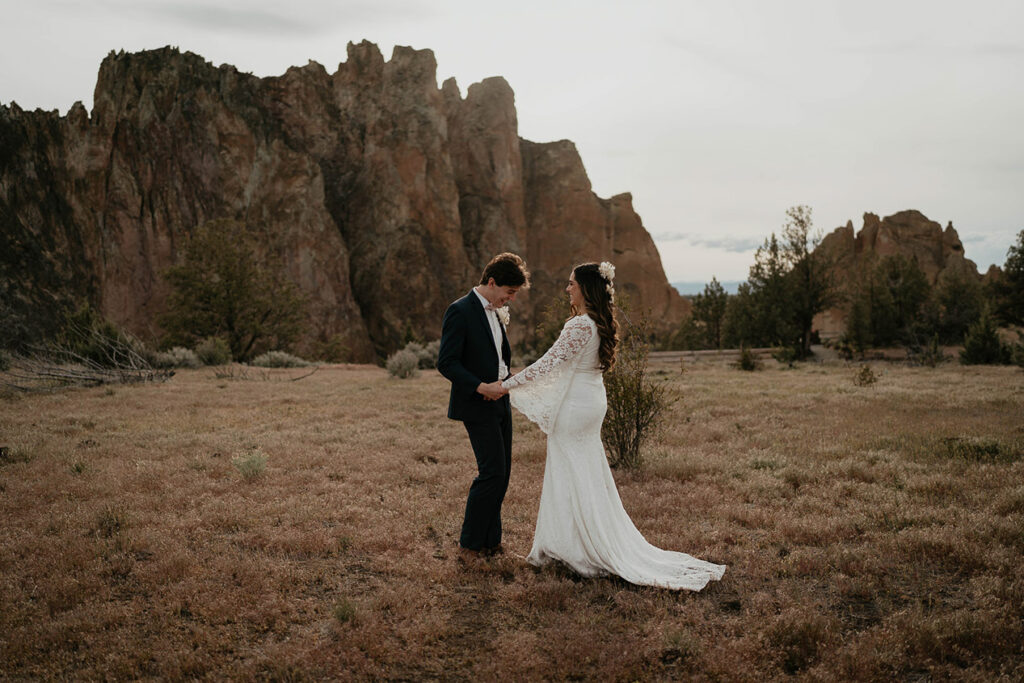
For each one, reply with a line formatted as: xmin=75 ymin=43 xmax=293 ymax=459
xmin=477 ymin=381 xmax=507 ymax=401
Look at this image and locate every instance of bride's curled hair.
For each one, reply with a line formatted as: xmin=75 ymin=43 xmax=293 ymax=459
xmin=571 ymin=262 xmax=618 ymax=372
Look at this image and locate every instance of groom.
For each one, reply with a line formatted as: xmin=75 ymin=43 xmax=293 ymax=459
xmin=438 ymin=253 xmax=530 ymax=566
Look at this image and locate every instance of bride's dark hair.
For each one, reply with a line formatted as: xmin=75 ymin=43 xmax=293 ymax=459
xmin=571 ymin=263 xmax=618 ymax=372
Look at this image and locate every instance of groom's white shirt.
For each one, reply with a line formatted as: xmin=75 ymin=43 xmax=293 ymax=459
xmin=473 ymin=287 xmax=509 ymax=381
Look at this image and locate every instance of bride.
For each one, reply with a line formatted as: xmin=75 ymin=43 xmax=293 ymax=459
xmin=501 ymin=262 xmax=726 ymax=591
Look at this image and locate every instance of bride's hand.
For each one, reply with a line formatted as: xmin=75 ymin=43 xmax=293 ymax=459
xmin=477 ymin=381 xmax=507 ymax=400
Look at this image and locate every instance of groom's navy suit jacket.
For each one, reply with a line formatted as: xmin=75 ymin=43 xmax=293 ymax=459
xmin=437 ymin=291 xmax=511 ymax=422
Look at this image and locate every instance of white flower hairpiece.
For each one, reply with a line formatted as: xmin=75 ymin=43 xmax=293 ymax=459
xmin=598 ymin=261 xmax=615 ymax=297
xmin=496 ymin=306 xmax=510 ymax=327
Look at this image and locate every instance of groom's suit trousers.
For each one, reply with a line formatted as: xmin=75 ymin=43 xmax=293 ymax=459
xmin=460 ymin=402 xmax=512 ymax=550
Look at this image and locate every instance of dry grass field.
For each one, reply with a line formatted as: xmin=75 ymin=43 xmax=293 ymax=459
xmin=2 ymin=357 xmax=1023 ymax=680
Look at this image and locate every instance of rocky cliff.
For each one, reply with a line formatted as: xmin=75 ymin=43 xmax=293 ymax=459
xmin=813 ymin=210 xmax=981 ymax=337
xmin=0 ymin=43 xmax=687 ymax=360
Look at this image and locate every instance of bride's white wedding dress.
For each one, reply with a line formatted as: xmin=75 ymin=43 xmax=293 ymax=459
xmin=502 ymin=314 xmax=725 ymax=591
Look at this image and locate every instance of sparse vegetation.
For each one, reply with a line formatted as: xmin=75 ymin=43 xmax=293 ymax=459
xmin=602 ymin=314 xmax=675 ymax=469
xmin=152 ymin=346 xmax=201 ymax=369
xmin=94 ymin=503 xmax=129 ymax=538
xmin=232 ymin=450 xmax=267 ymax=480
xmin=385 ymin=348 xmax=420 ymax=379
xmin=396 ymin=340 xmax=440 ymax=370
xmin=0 ymin=445 xmax=32 ymax=466
xmin=941 ymin=436 xmax=1019 ymax=464
xmin=195 ymin=336 xmax=232 ymax=366
xmin=914 ymin=334 xmax=946 ymax=367
xmin=333 ymin=598 xmax=357 ymax=625
xmin=734 ymin=344 xmax=762 ymax=371
xmin=853 ymin=364 xmax=878 ymax=386
xmin=160 ymin=219 xmax=307 ymax=361
xmin=250 ymin=350 xmax=312 ymax=368
xmin=0 ymin=316 xmax=172 ymax=392
xmin=1 ymin=361 xmax=1021 ymax=679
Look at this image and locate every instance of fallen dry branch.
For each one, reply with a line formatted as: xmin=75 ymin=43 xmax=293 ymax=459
xmin=0 ymin=326 xmax=173 ymax=393
xmin=0 ymin=354 xmax=173 ymax=393
xmin=210 ymin=363 xmax=320 ymax=382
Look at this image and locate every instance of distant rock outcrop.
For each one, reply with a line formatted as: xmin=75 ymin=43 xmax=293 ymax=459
xmin=813 ymin=210 xmax=981 ymax=337
xmin=0 ymin=43 xmax=687 ymax=359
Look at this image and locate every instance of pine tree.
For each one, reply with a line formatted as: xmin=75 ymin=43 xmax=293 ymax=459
xmin=692 ymin=277 xmax=729 ymax=349
xmin=960 ymin=308 xmax=1009 ymax=365
xmin=782 ymin=205 xmax=838 ymax=357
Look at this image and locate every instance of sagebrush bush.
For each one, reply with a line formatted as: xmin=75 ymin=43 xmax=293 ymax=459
xmin=195 ymin=337 xmax=232 ymax=366
xmin=386 ymin=348 xmax=420 ymax=379
xmin=418 ymin=340 xmax=440 ymax=369
xmin=152 ymin=347 xmax=201 ymax=369
xmin=602 ymin=314 xmax=675 ymax=469
xmin=250 ymin=350 xmax=311 ymax=368
xmin=232 ymin=451 xmax=267 ymax=480
xmin=397 ymin=341 xmax=440 ymax=369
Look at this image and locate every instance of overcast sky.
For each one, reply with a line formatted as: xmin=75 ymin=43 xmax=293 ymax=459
xmin=2 ymin=0 xmax=1022 ymax=283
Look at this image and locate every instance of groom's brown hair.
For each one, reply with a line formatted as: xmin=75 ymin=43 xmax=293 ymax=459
xmin=480 ymin=252 xmax=530 ymax=288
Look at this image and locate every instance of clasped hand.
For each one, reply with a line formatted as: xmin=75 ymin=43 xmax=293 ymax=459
xmin=478 ymin=381 xmax=508 ymax=401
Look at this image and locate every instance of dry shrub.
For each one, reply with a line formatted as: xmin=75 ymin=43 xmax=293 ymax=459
xmin=232 ymin=450 xmax=267 ymax=480
xmin=152 ymin=347 xmax=201 ymax=369
xmin=195 ymin=336 xmax=232 ymax=366
xmin=853 ymin=364 xmax=877 ymax=386
xmin=386 ymin=348 xmax=419 ymax=378
xmin=602 ymin=314 xmax=675 ymax=469
xmin=250 ymin=350 xmax=311 ymax=368
xmin=401 ymin=340 xmax=440 ymax=369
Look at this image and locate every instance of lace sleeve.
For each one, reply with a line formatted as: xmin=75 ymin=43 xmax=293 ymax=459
xmin=501 ymin=316 xmax=593 ymax=434
xmin=503 ymin=316 xmax=593 ymax=389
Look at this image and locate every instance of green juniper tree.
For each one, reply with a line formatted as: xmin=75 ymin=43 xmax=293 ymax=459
xmin=691 ymin=277 xmax=729 ymax=349
xmin=781 ymin=205 xmax=838 ymax=357
xmin=988 ymin=230 xmax=1024 ymax=326
xmin=160 ymin=219 xmax=307 ymax=362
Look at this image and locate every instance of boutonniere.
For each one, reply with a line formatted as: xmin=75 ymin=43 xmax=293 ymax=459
xmin=496 ymin=306 xmax=510 ymax=327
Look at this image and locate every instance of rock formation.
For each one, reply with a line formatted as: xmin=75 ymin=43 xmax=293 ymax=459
xmin=0 ymin=43 xmax=687 ymax=360
xmin=813 ymin=210 xmax=981 ymax=337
